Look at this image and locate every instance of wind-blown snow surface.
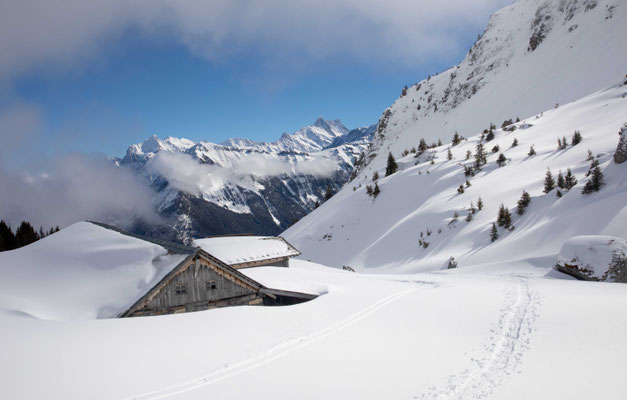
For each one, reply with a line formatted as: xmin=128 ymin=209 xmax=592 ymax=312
xmin=285 ymin=83 xmax=627 ymax=271
xmin=0 ymin=222 xmax=186 ymax=320
xmin=1 ymin=259 xmax=627 ymax=399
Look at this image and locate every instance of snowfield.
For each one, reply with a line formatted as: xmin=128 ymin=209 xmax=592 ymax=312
xmin=1 ymin=260 xmax=627 ymax=399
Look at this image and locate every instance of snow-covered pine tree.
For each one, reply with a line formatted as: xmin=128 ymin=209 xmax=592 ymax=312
xmin=497 ymin=204 xmax=512 ymax=228
xmin=452 ymin=132 xmax=461 ymax=146
xmin=564 ymin=168 xmax=577 ymax=190
xmin=582 ymin=165 xmax=604 ymax=194
xmin=528 ymin=145 xmax=536 ymax=156
xmin=572 ymin=130 xmax=583 ymax=146
xmin=373 ymin=182 xmax=381 ymax=198
xmin=557 ymin=170 xmax=565 ymax=189
xmin=477 ymin=197 xmax=484 ymax=210
xmin=490 ymin=223 xmax=499 ymax=242
xmin=543 ymin=168 xmax=556 ymax=193
xmin=474 ymin=142 xmax=487 ymax=169
xmin=511 ymin=138 xmax=518 ymax=147
xmin=385 ymin=153 xmax=398 ymax=176
xmin=516 ymin=190 xmax=531 ymax=215
xmin=496 ymin=153 xmax=507 ymax=166
xmin=447 ymin=149 xmax=453 ymax=160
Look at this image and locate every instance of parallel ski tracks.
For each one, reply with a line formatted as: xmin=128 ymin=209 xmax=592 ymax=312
xmin=129 ymin=283 xmax=421 ymax=400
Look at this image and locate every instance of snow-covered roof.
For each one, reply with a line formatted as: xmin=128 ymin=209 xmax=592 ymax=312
xmin=193 ymin=236 xmax=300 ymax=266
xmin=0 ymin=222 xmax=189 ymax=320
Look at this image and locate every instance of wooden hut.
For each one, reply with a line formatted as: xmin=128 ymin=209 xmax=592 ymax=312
xmin=87 ymin=223 xmax=315 ymax=318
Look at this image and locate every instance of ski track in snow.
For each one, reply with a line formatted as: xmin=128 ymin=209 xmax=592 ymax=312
xmin=128 ymin=282 xmax=428 ymax=400
xmin=415 ymin=277 xmax=540 ymax=400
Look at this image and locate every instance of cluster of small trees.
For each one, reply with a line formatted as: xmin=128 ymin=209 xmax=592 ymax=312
xmin=0 ymin=220 xmax=59 ymax=252
xmin=557 ymin=131 xmax=583 ymax=150
xmin=490 ymin=203 xmax=513 ymax=242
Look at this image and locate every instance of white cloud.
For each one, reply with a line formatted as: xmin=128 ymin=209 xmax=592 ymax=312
xmin=0 ymin=0 xmax=512 ymax=84
xmin=0 ymin=153 xmax=160 ymax=229
xmin=147 ymin=151 xmax=337 ymax=197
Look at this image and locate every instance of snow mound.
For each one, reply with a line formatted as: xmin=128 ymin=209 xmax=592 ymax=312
xmin=556 ymin=235 xmax=627 ymax=282
xmin=0 ymin=222 xmax=187 ymax=320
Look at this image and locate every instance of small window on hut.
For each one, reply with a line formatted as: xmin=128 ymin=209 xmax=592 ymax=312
xmin=175 ymin=283 xmax=187 ymax=295
xmin=206 ymin=280 xmax=217 ymax=290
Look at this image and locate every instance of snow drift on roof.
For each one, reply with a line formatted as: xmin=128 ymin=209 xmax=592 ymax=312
xmin=0 ymin=222 xmax=187 ymax=320
xmin=193 ymin=236 xmax=300 ymax=266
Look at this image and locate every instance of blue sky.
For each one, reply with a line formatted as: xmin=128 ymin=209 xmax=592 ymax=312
xmin=1 ymin=0 xmax=511 ymax=161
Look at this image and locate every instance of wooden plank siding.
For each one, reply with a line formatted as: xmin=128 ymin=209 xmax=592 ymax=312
xmin=120 ymin=250 xmax=270 ymax=317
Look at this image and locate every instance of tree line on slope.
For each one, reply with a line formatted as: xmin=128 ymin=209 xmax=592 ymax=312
xmin=0 ymin=220 xmax=59 ymax=252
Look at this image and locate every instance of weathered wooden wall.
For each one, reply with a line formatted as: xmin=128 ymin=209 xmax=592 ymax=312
xmin=129 ymin=257 xmax=262 ymax=317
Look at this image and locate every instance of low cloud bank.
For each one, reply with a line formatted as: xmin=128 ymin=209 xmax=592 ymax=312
xmin=0 ymin=153 xmax=159 ymax=230
xmin=147 ymin=151 xmax=338 ymax=196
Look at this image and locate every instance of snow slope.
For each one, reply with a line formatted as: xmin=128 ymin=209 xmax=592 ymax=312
xmin=285 ymin=83 xmax=627 ymax=271
xmin=1 ymin=260 xmax=627 ymax=399
xmin=364 ymin=0 xmax=627 ymax=174
xmin=0 ymin=222 xmax=187 ymax=320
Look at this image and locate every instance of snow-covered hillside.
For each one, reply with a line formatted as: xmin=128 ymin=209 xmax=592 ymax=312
xmin=118 ymin=119 xmax=374 ymax=242
xmin=285 ymin=82 xmax=627 ymax=271
xmin=363 ymin=0 xmax=627 ymax=172
xmin=285 ymin=0 xmax=627 ymax=272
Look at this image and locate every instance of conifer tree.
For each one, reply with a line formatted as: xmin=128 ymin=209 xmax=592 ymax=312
xmin=517 ymin=190 xmax=531 ymax=215
xmin=528 ymin=145 xmax=536 ymax=156
xmin=496 ymin=153 xmax=507 ymax=167
xmin=586 ymin=149 xmax=594 ymax=161
xmin=490 ymin=223 xmax=499 ymax=242
xmin=564 ymin=168 xmax=577 ymax=190
xmin=511 ymin=138 xmax=518 ymax=147
xmin=497 ymin=204 xmax=512 ymax=228
xmin=572 ymin=130 xmax=582 ymax=145
xmin=582 ymin=165 xmax=604 ymax=194
xmin=465 ymin=212 xmax=473 ymax=222
xmin=492 ymin=145 xmax=500 ymax=153
xmin=385 ymin=153 xmax=398 ymax=176
xmin=543 ymin=168 xmax=556 ymax=193
xmin=15 ymin=221 xmax=39 ymax=248
xmin=447 ymin=149 xmax=453 ymax=160
xmin=474 ymin=142 xmax=487 ymax=169
xmin=457 ymin=184 xmax=465 ymax=194
xmin=477 ymin=197 xmax=484 ymax=210
xmin=373 ymin=182 xmax=381 ymax=198
xmin=452 ymin=132 xmax=461 ymax=146
xmin=437 ymin=139 xmax=442 ymax=147
xmin=466 ymin=150 xmax=472 ymax=160
xmin=586 ymin=159 xmax=599 ymax=176
xmin=418 ymin=139 xmax=428 ymax=152
xmin=372 ymin=171 xmax=379 ymax=181
xmin=557 ymin=170 xmax=566 ymax=189
xmin=366 ymin=185 xmax=373 ymax=196
xmin=0 ymin=221 xmax=17 ymax=251
xmin=486 ymin=130 xmax=495 ymax=141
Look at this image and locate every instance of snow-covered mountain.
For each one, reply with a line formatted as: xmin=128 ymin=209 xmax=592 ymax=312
xmin=284 ymin=0 xmax=627 ymax=271
xmin=119 ymin=119 xmax=375 ymax=243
